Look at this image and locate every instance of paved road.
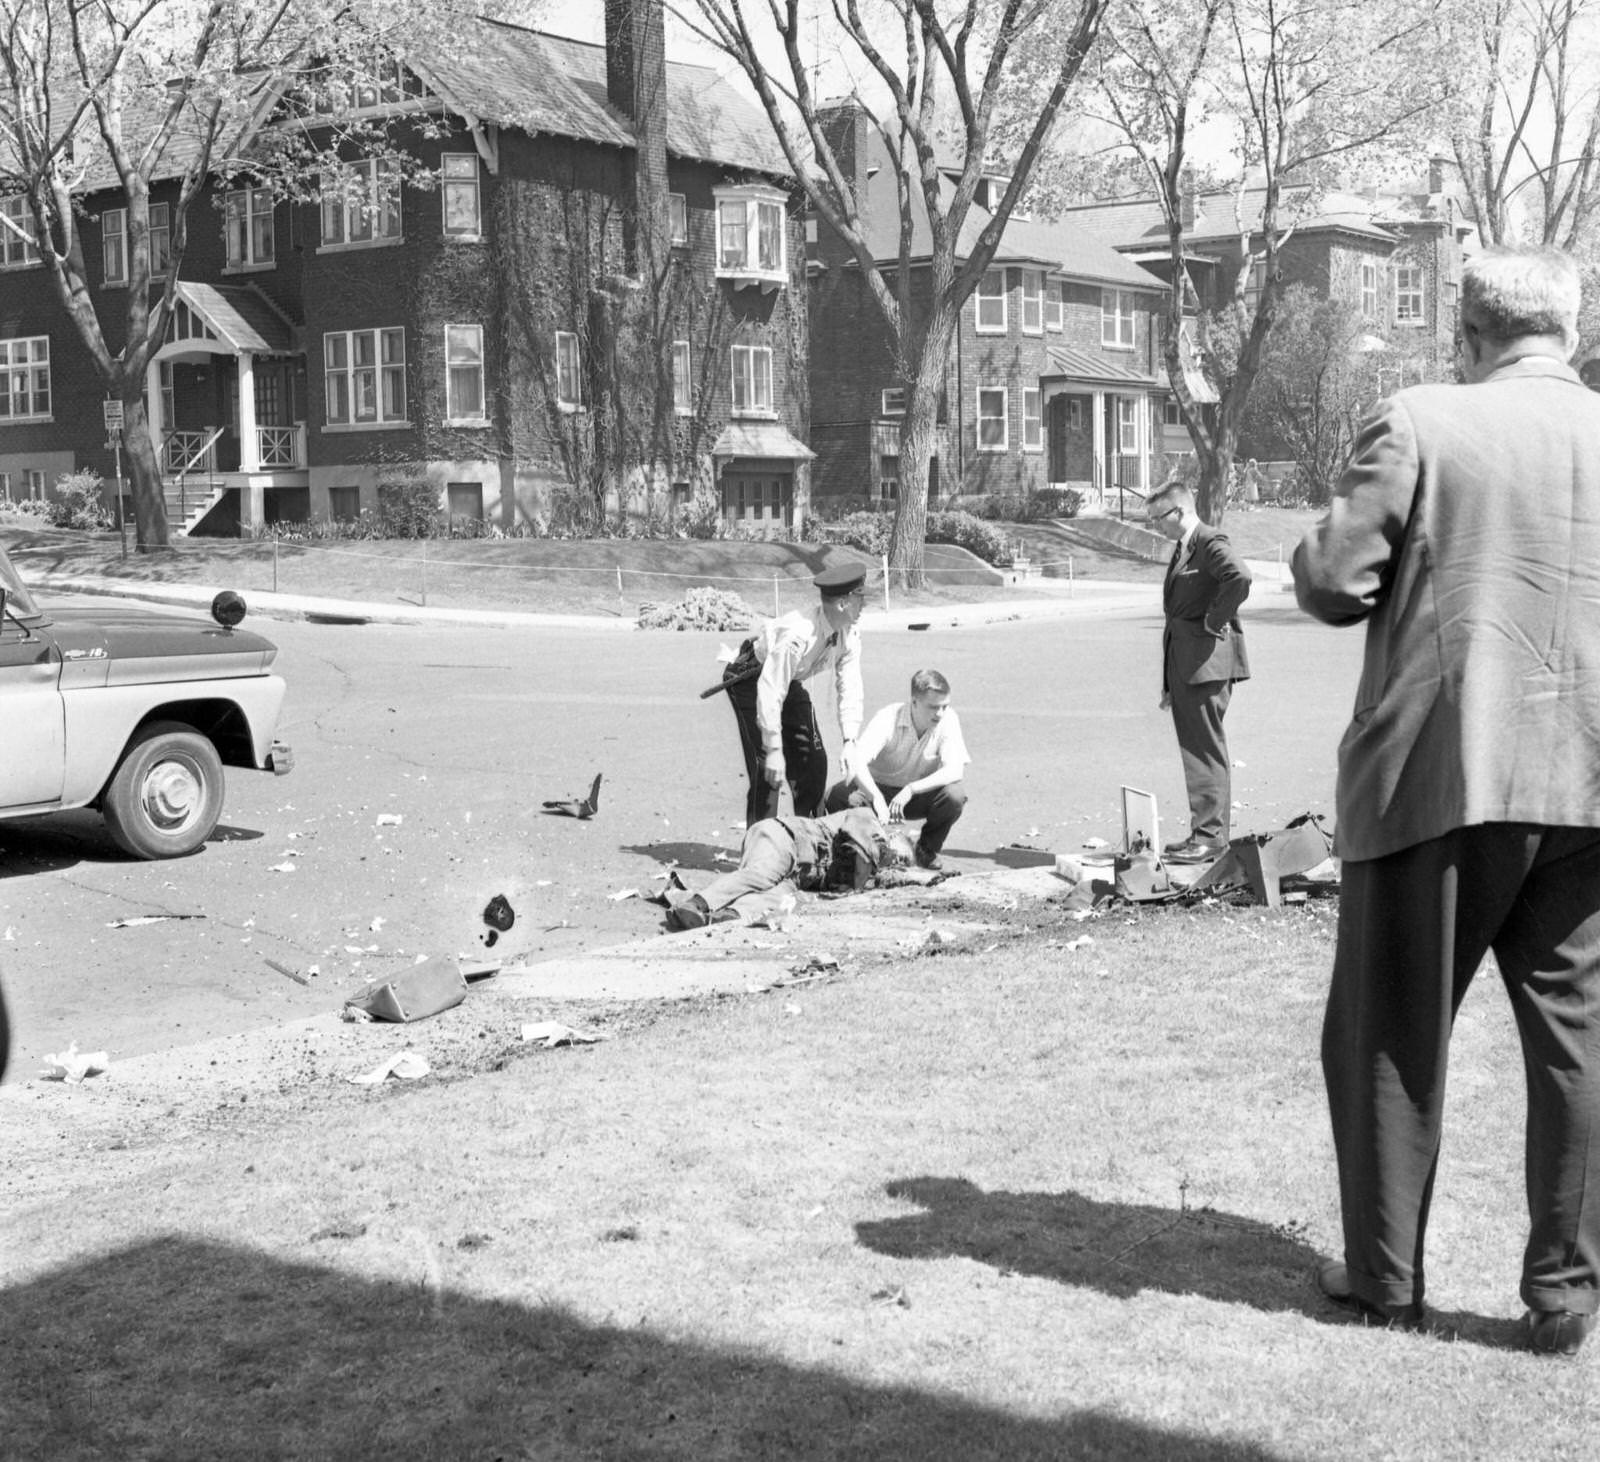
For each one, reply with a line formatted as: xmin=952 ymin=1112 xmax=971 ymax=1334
xmin=0 ymin=589 xmax=1364 ymax=1077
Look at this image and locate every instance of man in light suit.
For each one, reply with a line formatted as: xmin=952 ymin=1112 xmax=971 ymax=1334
xmin=1146 ymin=477 xmax=1252 ymax=863
xmin=1293 ymin=246 xmax=1600 ymax=1355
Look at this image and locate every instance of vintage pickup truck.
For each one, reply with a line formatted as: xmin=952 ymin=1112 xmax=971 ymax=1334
xmin=0 ymin=542 xmax=292 ymax=858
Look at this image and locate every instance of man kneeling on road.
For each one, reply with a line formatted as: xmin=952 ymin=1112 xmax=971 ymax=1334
xmin=825 ymin=668 xmax=969 ymax=872
xmin=664 ymin=809 xmax=912 ymax=930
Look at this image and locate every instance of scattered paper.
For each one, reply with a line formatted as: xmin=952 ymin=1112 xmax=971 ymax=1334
xmin=520 ymin=1021 xmax=606 ymax=1049
xmin=1083 ymin=837 xmax=1109 ymax=850
xmin=713 ymin=851 xmax=738 ymax=864
xmin=376 ymin=813 xmax=403 ymax=827
xmin=370 ymin=916 xmax=386 ymax=932
xmin=607 ymin=888 xmax=640 ymax=902
xmin=106 ymin=914 xmax=204 ymax=928
xmin=1064 ymin=935 xmax=1095 ymax=952
xmin=269 ymin=862 xmax=297 ymax=873
xmin=348 ymin=1050 xmax=430 ymax=1084
xmin=41 ymin=1042 xmax=109 ymax=1083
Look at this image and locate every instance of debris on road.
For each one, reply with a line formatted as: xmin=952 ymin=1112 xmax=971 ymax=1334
xmin=542 ymin=772 xmax=603 ymax=819
xmin=41 ymin=1043 xmax=109 ymax=1083
xmin=520 ymin=1021 xmax=606 ymax=1048
xmin=105 ymin=914 xmax=205 ymax=928
xmin=265 ymin=958 xmax=310 ymax=987
xmin=375 ymin=813 xmax=403 ymax=827
xmin=607 ymin=887 xmax=641 ymax=902
xmin=482 ymin=892 xmax=515 ymax=947
xmin=268 ymin=861 xmax=296 ymax=873
xmin=348 ymin=1050 xmax=431 ymax=1084
xmin=344 ymin=953 xmax=469 ymax=1023
xmin=309 ymin=1220 xmax=370 ymax=1240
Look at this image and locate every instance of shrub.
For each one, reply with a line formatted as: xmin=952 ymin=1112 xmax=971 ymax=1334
xmin=1032 ymin=486 xmax=1081 ymax=520
xmin=675 ymin=496 xmax=728 ymax=541
xmin=45 ymin=470 xmax=112 ymax=531
xmin=637 ymin=585 xmax=755 ymax=631
xmin=926 ymin=510 xmax=1013 ymax=566
xmin=800 ymin=510 xmax=891 ymax=556
xmin=377 ymin=476 xmax=441 ymax=538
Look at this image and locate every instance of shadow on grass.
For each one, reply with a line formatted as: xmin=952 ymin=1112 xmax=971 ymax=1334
xmin=0 ymin=1235 xmax=1291 ymax=1461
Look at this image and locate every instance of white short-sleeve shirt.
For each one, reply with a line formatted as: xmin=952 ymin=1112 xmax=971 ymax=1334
xmin=859 ymin=701 xmax=970 ymax=787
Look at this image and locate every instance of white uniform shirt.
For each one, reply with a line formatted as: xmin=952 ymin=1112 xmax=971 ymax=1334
xmin=858 ymin=701 xmax=969 ymax=788
xmin=752 ymin=609 xmax=863 ymax=758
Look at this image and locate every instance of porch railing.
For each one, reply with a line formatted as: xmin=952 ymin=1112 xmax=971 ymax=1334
xmin=257 ymin=423 xmax=306 ymax=469
xmin=163 ymin=430 xmax=214 ymax=474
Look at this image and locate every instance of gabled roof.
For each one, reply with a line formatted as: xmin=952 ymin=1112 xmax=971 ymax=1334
xmin=1044 ymin=344 xmax=1160 ymax=388
xmin=841 ymin=130 xmax=1163 ymax=292
xmin=173 ymin=282 xmax=297 ymax=353
xmin=1056 ymin=186 xmax=1399 ymax=252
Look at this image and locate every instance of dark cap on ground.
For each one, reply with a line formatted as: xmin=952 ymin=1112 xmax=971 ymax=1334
xmin=813 ymin=563 xmax=866 ymax=598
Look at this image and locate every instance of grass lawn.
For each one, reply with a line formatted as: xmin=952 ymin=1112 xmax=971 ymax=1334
xmin=2 ymin=890 xmax=1590 ymax=1460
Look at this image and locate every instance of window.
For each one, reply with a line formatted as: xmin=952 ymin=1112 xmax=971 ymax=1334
xmin=881 ymin=386 xmax=907 ymax=416
xmin=445 ymin=324 xmax=485 ymax=421
xmin=977 ymin=386 xmax=1007 ymax=451
xmin=441 ymin=154 xmax=481 ymax=237
xmin=1243 ymin=257 xmax=1267 ymax=312
xmin=731 ymin=344 xmax=774 ymax=415
xmin=1361 ymin=261 xmax=1378 ymax=319
xmin=1022 ymin=388 xmax=1042 ymax=452
xmin=555 ymin=330 xmax=583 ymax=410
xmin=976 ymin=270 xmax=1006 ymax=333
xmin=669 ymin=192 xmax=688 ymax=245
xmin=1164 ymin=397 xmax=1182 ymax=427
xmin=103 ymin=208 xmax=126 ymax=285
xmin=0 ymin=336 xmax=50 ymax=420
xmin=714 ymin=188 xmax=786 ymax=281
xmin=23 ymin=468 xmax=43 ymax=498
xmin=1118 ymin=397 xmax=1138 ymax=453
xmin=159 ymin=361 xmax=175 ymax=432
xmin=1395 ymin=266 xmax=1424 ymax=323
xmin=320 ymin=158 xmax=401 ymax=245
xmin=1020 ymin=270 xmax=1043 ymax=334
xmin=673 ymin=340 xmax=692 ymax=414
xmin=323 ymin=327 xmax=406 ymax=425
xmin=329 ymin=486 xmax=361 ymax=522
xmin=225 ymin=189 xmax=275 ymax=268
xmin=1046 ymin=282 xmax=1063 ymax=331
xmin=0 ymin=197 xmax=38 ymax=268
xmin=0 ymin=472 xmax=8 ymax=499
xmin=878 ymin=455 xmax=899 ymax=502
xmin=149 ymin=202 xmax=170 ymax=274
xmin=1101 ymin=289 xmax=1136 ymax=348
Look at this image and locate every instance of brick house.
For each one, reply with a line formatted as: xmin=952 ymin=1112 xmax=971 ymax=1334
xmin=1056 ymin=164 xmax=1475 ymax=464
xmin=0 ymin=1 xmax=814 ymax=536
xmin=807 ymin=103 xmax=1169 ymax=514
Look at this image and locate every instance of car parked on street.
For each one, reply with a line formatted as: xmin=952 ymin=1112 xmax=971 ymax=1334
xmin=0 ymin=542 xmax=292 ymax=858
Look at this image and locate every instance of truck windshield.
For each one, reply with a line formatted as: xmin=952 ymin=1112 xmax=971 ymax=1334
xmin=0 ymin=544 xmax=44 ymax=621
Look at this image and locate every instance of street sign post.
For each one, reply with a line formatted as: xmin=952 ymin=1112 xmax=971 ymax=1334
xmin=103 ymin=400 xmax=126 ymax=558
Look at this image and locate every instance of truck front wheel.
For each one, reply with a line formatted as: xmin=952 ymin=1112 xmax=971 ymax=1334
xmin=102 ymin=722 xmax=226 ymax=859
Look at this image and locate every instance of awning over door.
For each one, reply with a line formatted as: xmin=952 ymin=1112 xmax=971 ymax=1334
xmin=170 ymin=282 xmax=299 ymax=355
xmin=710 ymin=420 xmax=816 ymax=461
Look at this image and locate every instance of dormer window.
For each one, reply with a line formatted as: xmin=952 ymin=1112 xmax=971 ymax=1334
xmin=714 ymin=185 xmax=787 ymax=289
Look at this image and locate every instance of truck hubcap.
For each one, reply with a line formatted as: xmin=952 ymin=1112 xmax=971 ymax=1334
xmin=142 ymin=760 xmax=201 ymax=830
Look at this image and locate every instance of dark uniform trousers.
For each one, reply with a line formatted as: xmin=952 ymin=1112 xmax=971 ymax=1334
xmin=1324 ymin=823 xmax=1600 ymax=1316
xmin=825 ymin=779 xmax=966 ymax=855
xmin=1165 ymin=665 xmax=1233 ymax=844
xmin=725 ymin=642 xmax=827 ymax=825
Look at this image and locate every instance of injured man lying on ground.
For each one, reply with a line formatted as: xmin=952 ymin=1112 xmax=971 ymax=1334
xmin=663 ymin=809 xmax=914 ymax=930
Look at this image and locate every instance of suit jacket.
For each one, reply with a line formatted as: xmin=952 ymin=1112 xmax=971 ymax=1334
xmin=1162 ymin=522 xmax=1252 ymax=692
xmin=1292 ymin=356 xmax=1600 ymax=862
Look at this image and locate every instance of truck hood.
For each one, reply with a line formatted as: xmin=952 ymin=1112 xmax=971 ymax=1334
xmin=44 ymin=604 xmax=278 ymax=676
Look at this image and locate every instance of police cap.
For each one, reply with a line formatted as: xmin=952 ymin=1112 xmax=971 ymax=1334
xmin=813 ymin=563 xmax=866 ymax=598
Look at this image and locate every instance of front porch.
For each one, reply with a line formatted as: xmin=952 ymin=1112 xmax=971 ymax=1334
xmin=1041 ymin=345 xmax=1160 ymax=518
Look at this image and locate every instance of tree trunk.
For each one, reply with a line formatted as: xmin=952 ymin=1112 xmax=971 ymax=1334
xmin=118 ymin=391 xmax=171 ymax=551
xmin=888 ymin=309 xmax=957 ymax=589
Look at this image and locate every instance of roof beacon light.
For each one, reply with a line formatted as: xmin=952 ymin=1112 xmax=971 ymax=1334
xmin=211 ymin=590 xmax=247 ymax=630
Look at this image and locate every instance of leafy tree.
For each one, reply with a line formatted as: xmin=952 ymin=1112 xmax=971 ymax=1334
xmin=1084 ymin=0 xmax=1449 ymax=522
xmin=682 ymin=0 xmax=1109 ymax=585
xmin=0 ymin=0 xmax=475 ymax=550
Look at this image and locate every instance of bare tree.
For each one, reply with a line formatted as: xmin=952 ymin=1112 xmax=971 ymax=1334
xmin=679 ymin=0 xmax=1108 ymax=584
xmin=0 ymin=0 xmax=473 ymax=549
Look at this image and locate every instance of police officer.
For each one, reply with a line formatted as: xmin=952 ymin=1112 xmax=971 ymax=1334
xmin=723 ymin=562 xmax=866 ymax=825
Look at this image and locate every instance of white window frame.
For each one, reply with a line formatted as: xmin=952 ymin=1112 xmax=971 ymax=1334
xmin=555 ymin=330 xmax=583 ymax=411
xmin=672 ymin=339 xmax=692 ymax=414
xmin=731 ymin=344 xmax=774 ymax=416
xmin=444 ymin=323 xmax=486 ymax=423
xmin=23 ymin=468 xmax=44 ymax=498
xmin=881 ymin=386 xmax=907 ymax=416
xmin=1117 ymin=397 xmax=1138 ymax=453
xmin=1101 ymin=289 xmax=1136 ymax=349
xmin=1022 ymin=387 xmax=1043 ymax=452
xmin=977 ymin=385 xmax=1008 ymax=452
xmin=1045 ymin=281 xmax=1063 ymax=331
xmin=1020 ymin=270 xmax=1043 ymax=334
xmin=149 ymin=201 xmax=170 ymax=275
xmin=102 ymin=207 xmax=127 ymax=286
xmin=1395 ymin=265 xmax=1424 ymax=324
xmin=322 ymin=326 xmax=407 ymax=428
xmin=669 ymin=192 xmax=688 ymax=245
xmin=320 ymin=158 xmax=402 ymax=248
xmin=0 ymin=197 xmax=38 ymax=269
xmin=1361 ymin=261 xmax=1378 ymax=319
xmin=0 ymin=335 xmax=51 ymax=421
xmin=713 ymin=186 xmax=787 ymax=284
xmin=441 ymin=154 xmax=481 ymax=239
xmin=976 ymin=269 xmax=1007 ymax=334
xmin=225 ymin=188 xmax=275 ymax=269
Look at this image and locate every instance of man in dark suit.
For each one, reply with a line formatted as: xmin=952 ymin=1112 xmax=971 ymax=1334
xmin=1293 ymin=246 xmax=1600 ymax=1355
xmin=1146 ymin=477 xmax=1252 ymax=863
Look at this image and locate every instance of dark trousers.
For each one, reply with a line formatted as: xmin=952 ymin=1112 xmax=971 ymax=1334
xmin=726 ymin=676 xmax=827 ymax=825
xmin=826 ymin=779 xmax=966 ymax=855
xmin=1324 ymin=824 xmax=1600 ymax=1316
xmin=1167 ymin=676 xmax=1232 ymax=842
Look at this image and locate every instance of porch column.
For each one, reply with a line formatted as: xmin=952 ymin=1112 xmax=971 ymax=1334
xmin=1139 ymin=394 xmax=1152 ymax=494
xmin=1091 ymin=389 xmax=1106 ymax=503
xmin=237 ymin=351 xmax=260 ymax=471
xmin=145 ymin=357 xmax=165 ymax=459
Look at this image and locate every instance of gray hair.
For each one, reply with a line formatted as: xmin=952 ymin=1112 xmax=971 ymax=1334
xmin=1462 ymin=247 xmax=1581 ymax=351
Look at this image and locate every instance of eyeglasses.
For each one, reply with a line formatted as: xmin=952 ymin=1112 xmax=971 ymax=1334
xmin=1151 ymin=506 xmax=1182 ymax=523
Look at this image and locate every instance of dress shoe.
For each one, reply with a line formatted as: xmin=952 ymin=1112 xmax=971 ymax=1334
xmin=1162 ymin=836 xmax=1226 ymax=865
xmin=914 ymin=843 xmax=944 ymax=872
xmin=666 ymin=894 xmax=711 ymax=931
xmin=1315 ymin=1261 xmax=1425 ymax=1329
xmin=1524 ymin=1308 xmax=1597 ymax=1355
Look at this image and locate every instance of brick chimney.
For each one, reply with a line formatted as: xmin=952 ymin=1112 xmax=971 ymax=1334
xmin=1427 ymin=154 xmax=1448 ymax=194
xmin=605 ymin=0 xmax=668 ymax=274
xmin=818 ymin=97 xmax=873 ymax=212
